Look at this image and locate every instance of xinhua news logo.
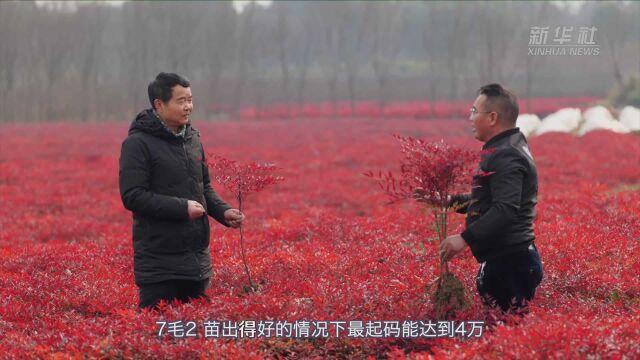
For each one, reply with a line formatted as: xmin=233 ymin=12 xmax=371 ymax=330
xmin=528 ymin=26 xmax=600 ymax=56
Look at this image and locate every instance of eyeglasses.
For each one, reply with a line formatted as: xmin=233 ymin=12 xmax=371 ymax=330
xmin=469 ymin=107 xmax=496 ymax=117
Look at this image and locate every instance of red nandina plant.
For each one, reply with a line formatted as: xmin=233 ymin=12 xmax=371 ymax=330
xmin=207 ymin=155 xmax=284 ymax=292
xmin=365 ymin=135 xmax=478 ymax=317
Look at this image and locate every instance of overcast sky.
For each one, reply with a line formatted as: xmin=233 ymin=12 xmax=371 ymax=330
xmin=34 ymin=0 xmax=272 ymax=13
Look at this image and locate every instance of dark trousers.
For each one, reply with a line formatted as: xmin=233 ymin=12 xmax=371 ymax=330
xmin=138 ymin=278 xmax=210 ymax=310
xmin=476 ymin=244 xmax=543 ymax=312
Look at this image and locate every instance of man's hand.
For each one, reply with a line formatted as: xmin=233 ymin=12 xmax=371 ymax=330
xmin=439 ymin=234 xmax=468 ymax=262
xmin=187 ymin=200 xmax=206 ymax=220
xmin=412 ymin=187 xmax=449 ymax=205
xmin=224 ymin=209 xmax=245 ymax=228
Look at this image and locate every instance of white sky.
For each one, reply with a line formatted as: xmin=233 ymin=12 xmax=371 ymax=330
xmin=233 ymin=0 xmax=272 ymax=13
xmin=35 ymin=1 xmax=594 ymax=14
xmin=35 ymin=0 xmax=272 ymax=12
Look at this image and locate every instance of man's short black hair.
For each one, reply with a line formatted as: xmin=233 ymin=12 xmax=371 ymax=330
xmin=478 ymin=83 xmax=519 ymax=125
xmin=148 ymin=73 xmax=191 ymax=110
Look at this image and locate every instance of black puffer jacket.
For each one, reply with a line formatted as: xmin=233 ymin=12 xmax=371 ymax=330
xmin=457 ymin=128 xmax=538 ymax=262
xmin=119 ymin=109 xmax=231 ymax=285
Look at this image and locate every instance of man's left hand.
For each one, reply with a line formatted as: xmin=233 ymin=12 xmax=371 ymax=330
xmin=439 ymin=234 xmax=468 ymax=262
xmin=224 ymin=209 xmax=245 ymax=228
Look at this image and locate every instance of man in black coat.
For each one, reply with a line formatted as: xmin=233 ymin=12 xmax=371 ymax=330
xmin=438 ymin=83 xmax=543 ymax=312
xmin=119 ymin=73 xmax=245 ymax=310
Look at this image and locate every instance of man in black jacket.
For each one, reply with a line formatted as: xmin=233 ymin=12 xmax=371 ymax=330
xmin=439 ymin=83 xmax=543 ymax=312
xmin=119 ymin=73 xmax=244 ymax=310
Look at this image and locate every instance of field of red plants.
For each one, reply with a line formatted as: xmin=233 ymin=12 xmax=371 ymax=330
xmin=0 ymin=116 xmax=639 ymax=359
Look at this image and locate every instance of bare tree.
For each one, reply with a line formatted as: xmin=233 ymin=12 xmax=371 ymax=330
xmin=76 ymin=5 xmax=109 ymax=122
xmin=292 ymin=8 xmax=315 ymax=115
xmin=337 ymin=2 xmax=372 ymax=114
xmin=421 ymin=2 xmax=442 ymax=116
xmin=276 ymin=3 xmax=318 ymax=117
xmin=523 ymin=2 xmax=550 ymax=111
xmin=462 ymin=2 xmax=523 ymax=88
xmin=248 ymin=7 xmax=273 ymax=120
xmin=119 ymin=2 xmax=156 ymax=119
xmin=156 ymin=3 xmax=204 ymax=76
xmin=273 ymin=2 xmax=291 ymax=117
xmin=36 ymin=9 xmax=77 ymax=121
xmin=194 ymin=2 xmax=237 ymax=118
xmin=443 ymin=3 xmax=472 ymax=101
xmin=369 ymin=2 xmax=402 ymax=114
xmin=423 ymin=2 xmax=472 ymax=102
xmin=591 ymin=2 xmax=637 ymax=88
xmin=231 ymin=3 xmax=257 ymax=114
xmin=316 ymin=3 xmax=342 ymax=119
xmin=1 ymin=1 xmax=636 ymax=123
xmin=0 ymin=2 xmax=28 ymax=122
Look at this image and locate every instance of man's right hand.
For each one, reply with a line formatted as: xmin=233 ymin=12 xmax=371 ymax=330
xmin=187 ymin=200 xmax=206 ymax=220
xmin=412 ymin=187 xmax=449 ymax=205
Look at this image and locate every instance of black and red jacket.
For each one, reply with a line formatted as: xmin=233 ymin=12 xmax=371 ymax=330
xmin=455 ymin=128 xmax=538 ymax=262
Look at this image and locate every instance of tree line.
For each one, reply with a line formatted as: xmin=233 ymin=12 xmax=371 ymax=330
xmin=0 ymin=1 xmax=638 ymax=122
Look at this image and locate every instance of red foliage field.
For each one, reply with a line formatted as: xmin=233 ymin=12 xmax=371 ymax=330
xmin=0 ymin=118 xmax=639 ymax=359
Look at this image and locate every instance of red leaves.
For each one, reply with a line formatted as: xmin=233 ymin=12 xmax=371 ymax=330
xmin=207 ymin=154 xmax=284 ymax=208
xmin=366 ymin=135 xmax=477 ymax=209
xmin=0 ymin=120 xmax=638 ymax=358
xmin=366 ymin=135 xmax=479 ymax=317
xmin=206 ymin=155 xmax=284 ymax=292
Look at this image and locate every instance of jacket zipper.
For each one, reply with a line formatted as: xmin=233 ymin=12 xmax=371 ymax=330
xmin=183 ymin=139 xmax=202 ymax=279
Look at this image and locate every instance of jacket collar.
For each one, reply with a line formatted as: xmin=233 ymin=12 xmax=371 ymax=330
xmin=483 ymin=127 xmax=520 ymax=149
xmin=129 ymin=109 xmax=195 ymax=141
xmin=152 ymin=109 xmax=187 ymax=138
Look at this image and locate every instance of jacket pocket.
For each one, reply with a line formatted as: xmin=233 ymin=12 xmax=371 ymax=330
xmin=145 ymin=220 xmax=187 ymax=254
xmin=198 ymin=216 xmax=210 ymax=250
xmin=132 ymin=216 xmax=146 ymax=252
